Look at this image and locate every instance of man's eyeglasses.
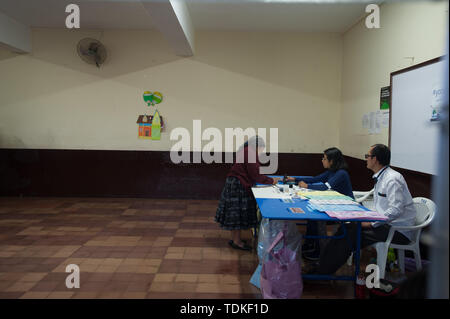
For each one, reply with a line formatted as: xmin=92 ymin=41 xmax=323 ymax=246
xmin=365 ymin=154 xmax=375 ymax=159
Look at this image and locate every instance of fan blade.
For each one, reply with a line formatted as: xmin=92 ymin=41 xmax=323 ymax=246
xmin=95 ymin=54 xmax=102 ymax=67
xmin=80 ymin=49 xmax=93 ymax=56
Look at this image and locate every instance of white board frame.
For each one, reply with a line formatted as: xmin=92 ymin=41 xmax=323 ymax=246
xmin=389 ymin=57 xmax=445 ymax=176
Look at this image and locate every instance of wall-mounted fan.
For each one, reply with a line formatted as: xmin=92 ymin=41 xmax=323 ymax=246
xmin=77 ymin=38 xmax=107 ymax=68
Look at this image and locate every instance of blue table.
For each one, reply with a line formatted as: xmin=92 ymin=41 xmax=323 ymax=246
xmin=254 ymin=176 xmax=381 ymax=293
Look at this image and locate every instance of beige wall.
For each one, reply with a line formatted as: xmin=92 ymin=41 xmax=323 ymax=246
xmin=0 ymin=28 xmax=343 ymax=153
xmin=1 ymin=1 xmax=447 ymax=156
xmin=339 ymin=1 xmax=448 ymax=159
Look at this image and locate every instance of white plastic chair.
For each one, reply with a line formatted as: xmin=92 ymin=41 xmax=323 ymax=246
xmin=353 ymin=189 xmax=374 ymax=203
xmin=346 ymin=197 xmax=436 ymax=275
xmin=371 ymin=197 xmax=436 ymax=278
xmin=353 ymin=189 xmax=375 ymax=210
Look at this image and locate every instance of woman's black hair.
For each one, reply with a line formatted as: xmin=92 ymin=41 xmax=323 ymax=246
xmin=324 ymin=147 xmax=348 ymax=172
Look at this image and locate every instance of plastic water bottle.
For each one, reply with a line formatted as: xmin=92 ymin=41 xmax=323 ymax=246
xmin=355 ymin=275 xmax=366 ymax=299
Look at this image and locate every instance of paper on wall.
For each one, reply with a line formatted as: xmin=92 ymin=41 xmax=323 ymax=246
xmin=362 ymin=114 xmax=369 ymax=129
xmin=430 ymin=83 xmax=444 ymax=121
xmin=375 ymin=110 xmax=381 ymax=134
xmin=381 ymin=111 xmax=390 ymax=128
xmin=369 ymin=112 xmax=376 ymax=134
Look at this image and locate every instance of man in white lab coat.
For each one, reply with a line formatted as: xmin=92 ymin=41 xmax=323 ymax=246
xmin=316 ymin=144 xmax=416 ymax=275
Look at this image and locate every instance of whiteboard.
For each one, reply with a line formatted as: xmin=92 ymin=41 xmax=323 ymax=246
xmin=390 ymin=58 xmax=445 ymax=175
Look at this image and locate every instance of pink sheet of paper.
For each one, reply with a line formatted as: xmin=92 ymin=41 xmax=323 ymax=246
xmin=325 ymin=210 xmax=388 ymax=221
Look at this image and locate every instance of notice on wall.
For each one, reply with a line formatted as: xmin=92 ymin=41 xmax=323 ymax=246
xmin=362 ymin=114 xmax=369 ymax=129
xmin=374 ymin=111 xmax=381 ymax=134
xmin=363 ymin=110 xmax=387 ymax=134
xmin=368 ymin=112 xmax=379 ymax=134
xmin=380 ymin=86 xmax=390 ymax=110
xmin=381 ymin=110 xmax=390 ymax=128
xmin=430 ymin=83 xmax=444 ymax=121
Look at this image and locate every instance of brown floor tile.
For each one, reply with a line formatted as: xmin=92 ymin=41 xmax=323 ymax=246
xmin=20 ymin=291 xmax=51 ymax=299
xmin=46 ymin=291 xmax=75 ymax=299
xmin=72 ymin=292 xmax=99 ymax=299
xmin=29 ymin=281 xmax=59 ymax=292
xmin=0 ymin=272 xmax=27 ymax=281
xmin=89 ymin=273 xmax=114 ymax=282
xmin=0 ymin=197 xmax=356 ymax=299
xmin=0 ymin=292 xmax=24 ymax=299
xmin=146 ymin=292 xmax=196 ymax=299
xmin=110 ymin=273 xmax=134 ymax=282
xmin=98 ymin=291 xmax=123 ymax=299
xmin=19 ymin=272 xmax=48 ymax=282
xmin=41 ymin=272 xmax=68 ymax=282
xmin=129 ymin=273 xmax=154 ymax=283
xmin=5 ymin=281 xmax=37 ymax=292
xmin=0 ymin=281 xmax=14 ymax=291
xmin=126 ymin=281 xmax=152 ymax=292
xmin=122 ymin=292 xmax=147 ymax=299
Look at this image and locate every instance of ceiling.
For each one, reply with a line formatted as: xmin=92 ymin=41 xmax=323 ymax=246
xmin=0 ymin=0 xmax=383 ymax=33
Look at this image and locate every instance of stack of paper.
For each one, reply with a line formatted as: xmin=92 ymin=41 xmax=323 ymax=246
xmin=309 ymin=203 xmax=365 ymax=212
xmin=297 ymin=190 xmax=354 ymax=201
xmin=325 ymin=211 xmax=388 ymax=221
xmin=309 ymin=199 xmax=357 ymax=205
xmin=252 ymin=186 xmax=291 ymax=199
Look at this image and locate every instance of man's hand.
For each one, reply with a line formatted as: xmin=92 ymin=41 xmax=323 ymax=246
xmin=298 ymin=181 xmax=308 ymax=188
xmin=361 ymin=222 xmax=373 ymax=229
xmin=272 ymin=177 xmax=281 ymax=184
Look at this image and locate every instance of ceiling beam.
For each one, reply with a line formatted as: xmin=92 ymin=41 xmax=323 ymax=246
xmin=140 ymin=0 xmax=194 ymax=56
xmin=0 ymin=11 xmax=31 ymax=53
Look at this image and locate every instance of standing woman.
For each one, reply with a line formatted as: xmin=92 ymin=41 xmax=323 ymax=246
xmin=215 ymin=136 xmax=280 ymax=251
xmin=290 ymin=147 xmax=354 ymax=260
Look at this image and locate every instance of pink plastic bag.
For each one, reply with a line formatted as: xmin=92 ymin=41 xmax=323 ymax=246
xmin=260 ymin=230 xmax=303 ymax=299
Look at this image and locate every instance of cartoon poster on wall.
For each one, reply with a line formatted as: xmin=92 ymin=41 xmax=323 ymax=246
xmin=143 ymin=91 xmax=163 ymax=106
xmin=137 ymin=91 xmax=164 ymax=140
xmin=136 ymin=110 xmax=164 ymax=140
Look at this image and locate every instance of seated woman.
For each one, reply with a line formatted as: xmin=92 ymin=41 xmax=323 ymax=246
xmin=215 ymin=136 xmax=281 ymax=251
xmin=289 ymin=147 xmax=354 ymax=260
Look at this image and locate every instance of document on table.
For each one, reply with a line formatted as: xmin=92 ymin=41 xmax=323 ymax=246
xmin=297 ymin=190 xmax=354 ymax=201
xmin=325 ymin=211 xmax=388 ymax=221
xmin=309 ymin=199 xmax=357 ymax=205
xmin=252 ymin=186 xmax=292 ymax=199
xmin=309 ymin=203 xmax=366 ymax=212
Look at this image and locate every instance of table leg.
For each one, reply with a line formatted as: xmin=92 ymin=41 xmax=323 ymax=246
xmin=317 ymin=221 xmax=327 ymax=252
xmin=354 ymin=222 xmax=362 ymax=296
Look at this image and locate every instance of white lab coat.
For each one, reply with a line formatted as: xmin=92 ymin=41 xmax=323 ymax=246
xmin=372 ymin=166 xmax=417 ymax=241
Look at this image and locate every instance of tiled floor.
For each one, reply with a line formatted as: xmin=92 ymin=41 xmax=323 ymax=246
xmin=0 ymin=197 xmax=354 ymax=299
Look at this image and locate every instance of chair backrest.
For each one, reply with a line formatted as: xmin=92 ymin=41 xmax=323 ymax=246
xmin=412 ymin=197 xmax=436 ymax=227
xmin=353 ymin=188 xmax=374 ymax=203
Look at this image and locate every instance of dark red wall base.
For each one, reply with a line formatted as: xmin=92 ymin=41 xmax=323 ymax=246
xmin=0 ymin=149 xmax=432 ymax=199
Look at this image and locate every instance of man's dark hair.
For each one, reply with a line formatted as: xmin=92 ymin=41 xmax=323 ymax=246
xmin=371 ymin=144 xmax=391 ymax=166
xmin=324 ymin=147 xmax=348 ymax=172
